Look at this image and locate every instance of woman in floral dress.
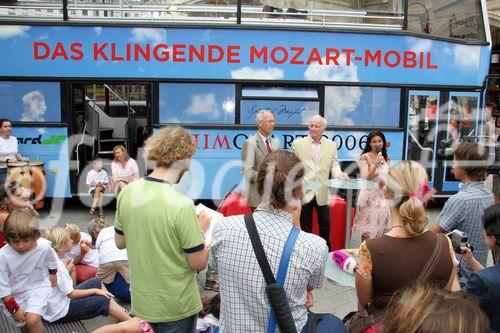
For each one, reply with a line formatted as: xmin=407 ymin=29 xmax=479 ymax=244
xmin=352 ymin=131 xmax=391 ymax=242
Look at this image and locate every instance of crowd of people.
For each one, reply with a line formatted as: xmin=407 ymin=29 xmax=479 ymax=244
xmin=0 ymin=111 xmax=499 ymax=333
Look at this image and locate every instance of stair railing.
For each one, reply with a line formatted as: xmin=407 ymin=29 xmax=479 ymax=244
xmin=85 ymin=97 xmax=101 ymax=155
xmin=75 ymin=120 xmax=87 ymax=175
xmin=103 ymin=84 xmax=138 ymax=115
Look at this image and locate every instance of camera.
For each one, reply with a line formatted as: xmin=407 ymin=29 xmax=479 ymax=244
xmin=447 ymin=230 xmax=474 ymax=254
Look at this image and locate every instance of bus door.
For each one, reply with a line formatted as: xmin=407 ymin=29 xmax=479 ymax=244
xmin=71 ymin=84 xmax=92 ymax=179
xmin=439 ymin=92 xmax=481 ymax=192
xmin=102 ymin=83 xmax=150 ymax=158
xmin=406 ymin=90 xmax=440 ymax=189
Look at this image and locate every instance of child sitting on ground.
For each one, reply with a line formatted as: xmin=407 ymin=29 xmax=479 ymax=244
xmin=93 ymin=293 xmax=221 ymax=333
xmin=64 ymin=223 xmax=99 ymax=283
xmin=86 ymin=157 xmax=109 ymax=217
xmin=197 ymin=293 xmax=220 ymax=333
xmin=88 ymin=218 xmax=131 ymax=301
xmin=0 ymin=209 xmax=58 ymax=333
xmin=42 ymin=227 xmax=131 ymax=324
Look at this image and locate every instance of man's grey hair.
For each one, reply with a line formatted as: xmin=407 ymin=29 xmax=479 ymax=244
xmin=256 ymin=109 xmax=272 ymax=124
xmin=309 ymin=115 xmax=327 ymax=127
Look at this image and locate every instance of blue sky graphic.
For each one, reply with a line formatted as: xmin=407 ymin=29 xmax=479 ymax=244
xmin=0 ymin=25 xmax=490 ymax=86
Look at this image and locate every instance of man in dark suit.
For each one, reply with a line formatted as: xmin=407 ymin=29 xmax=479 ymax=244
xmin=241 ymin=109 xmax=280 ymax=208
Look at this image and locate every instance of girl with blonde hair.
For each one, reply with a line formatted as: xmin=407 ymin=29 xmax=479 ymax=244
xmin=64 ymin=223 xmax=99 ymax=283
xmin=42 ymin=227 xmax=130 ymax=324
xmin=381 ymin=283 xmax=489 ymax=333
xmin=347 ymin=161 xmax=460 ymax=333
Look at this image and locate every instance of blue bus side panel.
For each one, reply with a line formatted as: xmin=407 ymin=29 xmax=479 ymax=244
xmin=175 ymin=129 xmax=404 ymax=200
xmin=12 ymin=127 xmax=72 ymax=198
xmin=0 ymin=25 xmax=489 ymax=86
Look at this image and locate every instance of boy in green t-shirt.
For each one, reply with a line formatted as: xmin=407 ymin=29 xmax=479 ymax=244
xmin=114 ymin=126 xmax=210 ymax=332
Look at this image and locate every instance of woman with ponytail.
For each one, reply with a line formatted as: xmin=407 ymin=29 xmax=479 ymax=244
xmin=347 ymin=161 xmax=459 ymax=333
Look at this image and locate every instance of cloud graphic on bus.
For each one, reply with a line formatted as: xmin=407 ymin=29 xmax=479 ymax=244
xmin=130 ymin=28 xmax=167 ymax=44
xmin=323 ymin=86 xmax=362 ymax=126
xmin=222 ymin=98 xmax=235 ymax=114
xmin=300 ymin=102 xmax=321 ymax=125
xmin=202 ymin=30 xmax=213 ymax=42
xmin=0 ymin=26 xmax=30 ymax=39
xmin=186 ymin=93 xmax=220 ymax=120
xmin=303 ymin=55 xmax=359 ymax=82
xmin=406 ymin=37 xmax=432 ymax=53
xmin=166 ymin=117 xmax=181 ymax=123
xmin=303 ymin=55 xmax=360 ymax=125
xmin=231 ymin=67 xmax=284 ymax=80
xmin=94 ymin=27 xmax=103 ymax=36
xmin=21 ymin=91 xmax=47 ymax=122
xmin=453 ymin=44 xmax=480 ymax=68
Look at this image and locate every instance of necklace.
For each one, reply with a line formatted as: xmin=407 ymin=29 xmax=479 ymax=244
xmin=389 ymin=225 xmax=405 ymax=231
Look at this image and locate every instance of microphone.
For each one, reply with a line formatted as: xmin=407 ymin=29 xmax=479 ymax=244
xmin=332 ymin=250 xmax=356 ymax=275
xmin=376 ymin=147 xmax=384 ymax=164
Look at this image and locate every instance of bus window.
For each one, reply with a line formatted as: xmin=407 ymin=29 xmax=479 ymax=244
xmin=240 ymin=85 xmax=319 ymax=125
xmin=407 ymin=90 xmax=440 ymax=185
xmin=324 ymin=86 xmax=401 ymax=127
xmin=442 ymin=92 xmax=480 ymax=191
xmin=0 ymin=81 xmax=61 ymax=122
xmin=87 ymin=84 xmax=148 ymax=118
xmin=159 ymin=83 xmax=235 ymax=124
xmin=407 ymin=0 xmax=486 ymax=41
xmin=240 ymin=100 xmax=318 ymax=125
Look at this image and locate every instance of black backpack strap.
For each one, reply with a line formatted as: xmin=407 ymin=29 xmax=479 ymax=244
xmin=244 ymin=214 xmax=276 ymax=285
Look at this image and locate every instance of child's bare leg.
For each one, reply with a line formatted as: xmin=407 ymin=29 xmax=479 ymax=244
xmin=91 ymin=186 xmax=102 ymax=209
xmin=23 ymin=313 xmax=44 ymax=333
xmin=98 ymin=279 xmax=130 ymax=322
xmin=97 ymin=187 xmax=104 ymax=209
xmin=108 ymin=297 xmax=131 ymax=322
xmin=93 ymin=318 xmax=143 ymax=333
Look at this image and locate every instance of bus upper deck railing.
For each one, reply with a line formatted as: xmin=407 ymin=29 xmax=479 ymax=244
xmin=0 ymin=1 xmax=404 ymax=30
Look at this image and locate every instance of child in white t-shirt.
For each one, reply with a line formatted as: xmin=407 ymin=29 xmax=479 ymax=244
xmin=0 ymin=209 xmax=58 ymax=332
xmin=86 ymin=157 xmax=109 ymax=217
xmin=88 ymin=218 xmax=131 ymax=302
xmin=42 ymin=227 xmax=130 ymax=324
xmin=64 ymin=223 xmax=99 ymax=283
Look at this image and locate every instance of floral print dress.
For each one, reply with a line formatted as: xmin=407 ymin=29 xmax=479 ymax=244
xmin=351 ymin=153 xmax=391 ymax=241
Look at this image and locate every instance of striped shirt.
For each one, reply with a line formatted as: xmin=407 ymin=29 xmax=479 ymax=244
xmin=437 ymin=181 xmax=494 ymax=284
xmin=209 ymin=206 xmax=328 ymax=333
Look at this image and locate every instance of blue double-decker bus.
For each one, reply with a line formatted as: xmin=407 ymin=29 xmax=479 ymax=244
xmin=0 ymin=0 xmax=492 ymax=202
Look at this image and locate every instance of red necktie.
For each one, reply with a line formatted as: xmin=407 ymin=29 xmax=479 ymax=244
xmin=265 ymin=139 xmax=272 ymax=153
